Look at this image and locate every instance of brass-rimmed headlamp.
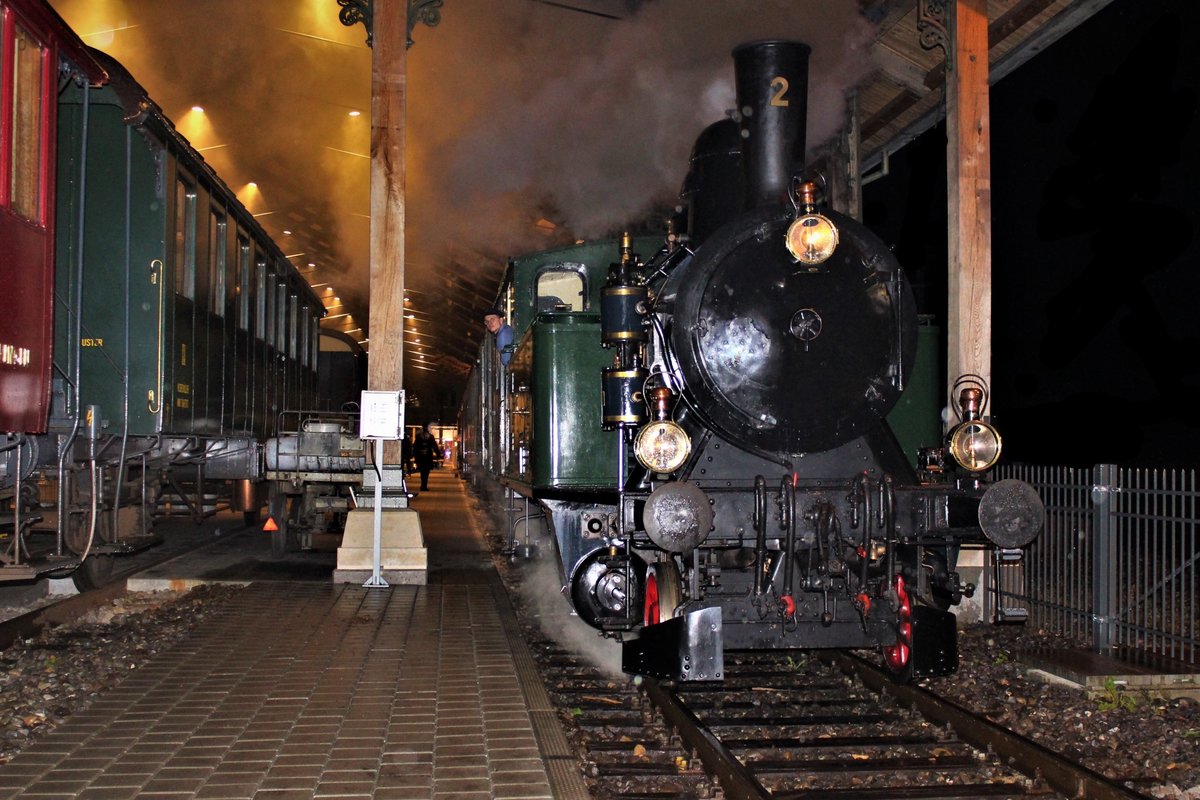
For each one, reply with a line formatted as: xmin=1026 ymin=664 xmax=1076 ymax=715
xmin=947 ymin=380 xmax=1003 ymax=473
xmin=948 ymin=421 xmax=1002 ymax=472
xmin=633 ymin=388 xmax=691 ymax=474
xmin=785 ymin=179 xmax=839 ymax=267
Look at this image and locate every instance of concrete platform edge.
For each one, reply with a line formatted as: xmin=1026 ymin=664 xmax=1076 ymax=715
xmin=330 ymin=568 xmax=427 ymax=585
xmin=488 ymin=575 xmax=590 ymax=798
xmin=126 ymin=577 xmax=254 ymax=592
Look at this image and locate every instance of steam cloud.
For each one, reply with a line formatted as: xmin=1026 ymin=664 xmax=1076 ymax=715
xmin=410 ymin=0 xmax=877 ymax=266
xmin=49 ymin=0 xmax=876 ymax=331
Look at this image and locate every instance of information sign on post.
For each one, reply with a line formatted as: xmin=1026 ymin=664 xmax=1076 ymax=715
xmin=359 ymin=390 xmax=404 ymax=440
xmin=359 ymin=390 xmax=405 ymax=587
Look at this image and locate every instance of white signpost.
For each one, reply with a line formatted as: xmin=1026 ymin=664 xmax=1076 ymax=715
xmin=358 ymin=390 xmax=404 ymax=588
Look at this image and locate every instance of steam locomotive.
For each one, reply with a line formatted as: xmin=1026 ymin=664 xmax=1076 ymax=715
xmin=0 ymin=0 xmax=324 ymax=588
xmin=463 ymin=39 xmax=1044 ymax=682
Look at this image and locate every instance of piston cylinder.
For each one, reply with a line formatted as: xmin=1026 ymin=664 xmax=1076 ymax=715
xmin=600 ymin=284 xmax=648 ymax=345
xmin=601 ymin=367 xmax=648 ymax=429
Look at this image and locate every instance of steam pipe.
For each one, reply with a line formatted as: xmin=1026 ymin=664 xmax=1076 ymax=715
xmin=13 ymin=438 xmax=22 ymax=563
xmin=780 ymin=476 xmax=796 ymax=601
xmin=855 ymin=472 xmax=872 ymax=598
xmin=753 ymin=476 xmax=767 ymax=595
xmin=882 ymin=477 xmax=897 ymax=586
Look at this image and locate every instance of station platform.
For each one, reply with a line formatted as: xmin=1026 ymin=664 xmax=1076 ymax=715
xmin=0 ymin=469 xmax=588 ymax=799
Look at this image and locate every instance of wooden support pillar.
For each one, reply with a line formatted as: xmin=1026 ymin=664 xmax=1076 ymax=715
xmin=945 ymin=0 xmax=992 ymax=419
xmin=369 ymin=0 xmax=407 ymax=463
xmin=942 ymin=0 xmax=993 ymax=619
xmin=333 ymin=0 xmax=430 ymax=585
xmin=823 ymin=91 xmax=862 ymax=220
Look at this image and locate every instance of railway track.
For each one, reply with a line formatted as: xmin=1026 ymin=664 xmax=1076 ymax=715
xmin=526 ymin=636 xmax=1156 ymax=800
xmin=0 ymin=515 xmax=257 ymax=649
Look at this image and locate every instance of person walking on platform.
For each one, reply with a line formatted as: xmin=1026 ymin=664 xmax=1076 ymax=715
xmin=413 ymin=423 xmax=438 ymax=491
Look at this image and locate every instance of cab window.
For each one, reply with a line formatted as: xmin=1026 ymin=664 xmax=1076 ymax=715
xmin=535 ymin=268 xmax=585 ymax=312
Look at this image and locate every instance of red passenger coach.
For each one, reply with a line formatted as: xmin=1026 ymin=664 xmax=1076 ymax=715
xmin=0 ymin=0 xmax=104 ymax=433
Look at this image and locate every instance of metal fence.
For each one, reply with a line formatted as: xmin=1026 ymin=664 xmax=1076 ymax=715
xmin=992 ymin=464 xmax=1198 ymax=666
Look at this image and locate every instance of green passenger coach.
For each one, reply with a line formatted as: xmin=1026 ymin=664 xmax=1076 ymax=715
xmin=0 ymin=39 xmax=323 ymax=588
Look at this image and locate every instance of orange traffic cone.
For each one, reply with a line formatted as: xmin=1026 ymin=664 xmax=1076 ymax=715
xmin=263 ymin=517 xmax=279 ymax=532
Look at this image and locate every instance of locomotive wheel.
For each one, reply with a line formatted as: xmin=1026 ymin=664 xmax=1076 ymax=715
xmin=882 ymin=574 xmax=914 ymax=682
xmin=644 ymin=560 xmax=682 ymax=626
xmin=72 ymin=555 xmax=116 ymax=592
xmin=64 ymin=502 xmax=112 ymax=557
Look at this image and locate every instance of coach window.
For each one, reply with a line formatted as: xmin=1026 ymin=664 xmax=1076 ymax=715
xmin=255 ymin=260 xmax=267 ymax=341
xmin=8 ymin=25 xmax=46 ymax=222
xmin=276 ymin=282 xmax=287 ymax=350
xmin=236 ymin=237 xmax=251 ymax=330
xmin=209 ymin=210 xmax=227 ymax=316
xmin=265 ymin=273 xmax=276 ymax=347
xmin=287 ymin=295 xmax=298 ymax=359
xmin=310 ymin=319 xmax=319 ymax=369
xmin=173 ymin=177 xmax=197 ymax=299
xmin=535 ymin=267 xmax=585 ymax=312
xmin=299 ymin=306 xmax=310 ymax=367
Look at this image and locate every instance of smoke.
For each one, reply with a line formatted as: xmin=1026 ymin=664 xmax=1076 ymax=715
xmin=49 ymin=0 xmax=876 ymax=334
xmin=520 ymin=550 xmax=624 ymax=679
xmin=409 ymin=0 xmax=877 ymax=264
xmin=50 ymin=0 xmax=374 ymax=308
xmin=475 ymin=491 xmax=623 ymax=677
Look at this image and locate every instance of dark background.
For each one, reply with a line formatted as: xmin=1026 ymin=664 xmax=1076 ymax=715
xmin=863 ymin=0 xmax=1200 ymax=468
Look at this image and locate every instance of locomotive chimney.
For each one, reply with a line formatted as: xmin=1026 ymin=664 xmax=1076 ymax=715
xmin=733 ymin=40 xmax=811 ymax=211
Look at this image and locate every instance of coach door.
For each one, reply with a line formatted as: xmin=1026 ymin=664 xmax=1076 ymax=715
xmin=0 ymin=13 xmax=53 ymax=433
xmin=166 ymin=169 xmax=197 ymax=432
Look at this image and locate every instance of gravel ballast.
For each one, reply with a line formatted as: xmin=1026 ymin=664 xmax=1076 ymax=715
xmin=0 ymin=584 xmax=243 ymax=764
xmin=927 ymin=625 xmax=1200 ymax=799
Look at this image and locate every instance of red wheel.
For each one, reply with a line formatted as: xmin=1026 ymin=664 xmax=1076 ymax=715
xmin=882 ymin=575 xmax=913 ymax=673
xmin=644 ymin=571 xmax=661 ymax=626
xmin=643 ymin=561 xmax=681 ymax=627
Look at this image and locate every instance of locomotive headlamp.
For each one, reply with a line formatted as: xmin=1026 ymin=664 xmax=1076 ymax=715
xmin=948 ymin=420 xmax=1003 ymax=472
xmin=786 ymin=213 xmax=839 ymax=266
xmin=785 ymin=179 xmax=839 ymax=266
xmin=947 ymin=377 xmax=1002 ymax=472
xmin=634 ymin=420 xmax=691 ymax=474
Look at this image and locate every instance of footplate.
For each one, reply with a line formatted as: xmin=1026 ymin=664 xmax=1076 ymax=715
xmin=622 ymin=606 xmax=724 ymax=682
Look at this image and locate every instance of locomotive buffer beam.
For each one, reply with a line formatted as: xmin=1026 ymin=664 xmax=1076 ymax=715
xmin=622 ymin=606 xmax=724 ymax=682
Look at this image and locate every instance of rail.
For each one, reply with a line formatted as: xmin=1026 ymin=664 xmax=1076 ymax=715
xmin=833 ymin=652 xmax=1153 ymax=800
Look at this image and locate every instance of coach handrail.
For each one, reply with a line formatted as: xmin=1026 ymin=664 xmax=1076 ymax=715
xmin=148 ymin=259 xmax=164 ymax=414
